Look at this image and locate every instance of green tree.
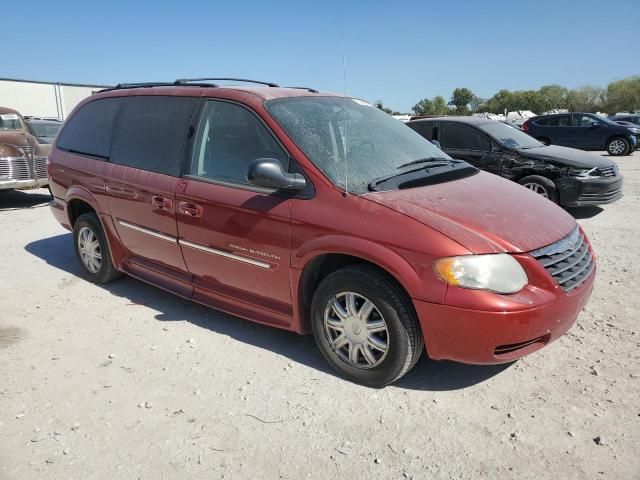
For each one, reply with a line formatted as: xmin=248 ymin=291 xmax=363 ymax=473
xmin=604 ymin=76 xmax=640 ymax=113
xmin=449 ymin=87 xmax=475 ymax=115
xmin=566 ymin=86 xmax=605 ymax=112
xmin=412 ymin=95 xmax=449 ymax=116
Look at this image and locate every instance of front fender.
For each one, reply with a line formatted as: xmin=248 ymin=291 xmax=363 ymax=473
xmin=293 ymin=234 xmax=446 ymax=303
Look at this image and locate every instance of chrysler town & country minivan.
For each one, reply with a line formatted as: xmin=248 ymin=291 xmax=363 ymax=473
xmin=48 ymin=79 xmax=596 ymax=386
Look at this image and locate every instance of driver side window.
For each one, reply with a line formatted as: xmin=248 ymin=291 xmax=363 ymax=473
xmin=190 ymin=101 xmax=288 ymax=185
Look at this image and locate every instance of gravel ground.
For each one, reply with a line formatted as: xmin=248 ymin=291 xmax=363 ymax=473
xmin=1 ymin=152 xmax=639 ymax=480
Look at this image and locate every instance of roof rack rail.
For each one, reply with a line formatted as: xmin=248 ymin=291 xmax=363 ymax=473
xmin=175 ymin=77 xmax=279 ymax=88
xmin=98 ymin=82 xmax=176 ymax=93
xmin=285 ymin=86 xmax=319 ymax=93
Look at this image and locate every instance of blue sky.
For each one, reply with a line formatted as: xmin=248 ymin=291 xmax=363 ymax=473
xmin=3 ymin=0 xmax=639 ymax=112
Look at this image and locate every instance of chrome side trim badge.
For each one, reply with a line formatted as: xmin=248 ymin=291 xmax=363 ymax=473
xmin=117 ymin=220 xmax=177 ymax=243
xmin=179 ymin=239 xmax=271 ymax=269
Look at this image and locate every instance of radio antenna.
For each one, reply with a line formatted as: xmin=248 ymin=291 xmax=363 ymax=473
xmin=342 ymin=33 xmax=349 ymax=196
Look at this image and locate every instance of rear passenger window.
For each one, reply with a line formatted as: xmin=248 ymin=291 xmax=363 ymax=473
xmin=110 ymin=96 xmax=198 ymax=176
xmin=547 ymin=116 xmax=570 ymax=127
xmin=56 ymin=98 xmax=121 ymax=159
xmin=189 ymin=101 xmax=288 ymax=185
xmin=441 ymin=124 xmax=491 ymax=151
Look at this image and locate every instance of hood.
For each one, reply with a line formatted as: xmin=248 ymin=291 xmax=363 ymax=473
xmin=0 ymin=130 xmax=37 ymax=148
xmin=364 ymin=171 xmax=576 ymax=254
xmin=517 ymin=145 xmax=614 ymax=168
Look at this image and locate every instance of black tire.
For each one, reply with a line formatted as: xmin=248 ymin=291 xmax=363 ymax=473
xmin=536 ymin=137 xmax=551 ymax=146
xmin=310 ymin=265 xmax=423 ymax=387
xmin=606 ymin=137 xmax=630 ymax=156
xmin=518 ymin=175 xmax=559 ymax=204
xmin=73 ymin=212 xmax=121 ymax=284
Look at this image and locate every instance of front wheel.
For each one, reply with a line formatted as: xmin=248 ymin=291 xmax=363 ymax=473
xmin=73 ymin=212 xmax=121 ymax=284
xmin=311 ymin=265 xmax=423 ymax=387
xmin=607 ymin=137 xmax=630 ymax=156
xmin=519 ymin=175 xmax=559 ymax=204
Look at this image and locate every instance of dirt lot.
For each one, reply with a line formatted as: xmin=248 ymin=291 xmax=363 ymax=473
xmin=1 ymin=152 xmax=639 ymax=480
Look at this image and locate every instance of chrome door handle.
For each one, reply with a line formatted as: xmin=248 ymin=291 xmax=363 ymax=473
xmin=151 ymin=195 xmax=173 ymax=210
xmin=178 ymin=201 xmax=203 ymax=218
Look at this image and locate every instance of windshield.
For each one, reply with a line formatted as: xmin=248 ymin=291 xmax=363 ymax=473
xmin=28 ymin=122 xmax=61 ymax=137
xmin=481 ymin=121 xmax=542 ymax=149
xmin=0 ymin=113 xmax=23 ymax=131
xmin=265 ymin=96 xmax=452 ymax=193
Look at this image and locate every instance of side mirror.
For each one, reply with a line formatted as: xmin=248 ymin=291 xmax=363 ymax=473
xmin=590 ymin=122 xmax=601 ymax=128
xmin=247 ymin=158 xmax=306 ymax=191
xmin=431 ymin=140 xmax=442 ymax=149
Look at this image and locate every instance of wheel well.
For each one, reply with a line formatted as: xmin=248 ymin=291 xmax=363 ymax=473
xmin=606 ymin=134 xmax=628 ymax=145
xmin=298 ymin=253 xmax=412 ymax=333
xmin=67 ymin=199 xmax=95 ymax=227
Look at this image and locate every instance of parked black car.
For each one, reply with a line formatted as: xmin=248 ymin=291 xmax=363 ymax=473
xmin=522 ymin=113 xmax=637 ymax=156
xmin=24 ymin=119 xmax=62 ymax=145
xmin=609 ymin=113 xmax=640 ymax=126
xmin=407 ymin=117 xmax=623 ymax=206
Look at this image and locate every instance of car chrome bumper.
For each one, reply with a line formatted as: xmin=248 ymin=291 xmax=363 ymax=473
xmin=0 ymin=177 xmax=49 ymax=190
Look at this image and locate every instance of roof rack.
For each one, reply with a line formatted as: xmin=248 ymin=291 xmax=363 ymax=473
xmin=285 ymin=86 xmax=319 ymax=93
xmin=174 ymin=77 xmax=279 ymax=87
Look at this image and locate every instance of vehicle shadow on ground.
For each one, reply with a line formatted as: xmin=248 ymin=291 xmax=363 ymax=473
xmin=0 ymin=189 xmax=52 ymax=211
xmin=566 ymin=206 xmax=604 ymax=219
xmin=25 ymin=233 xmax=513 ymax=391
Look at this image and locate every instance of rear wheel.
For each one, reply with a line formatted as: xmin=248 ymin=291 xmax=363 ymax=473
xmin=73 ymin=213 xmax=121 ymax=284
xmin=519 ymin=175 xmax=559 ymax=204
xmin=311 ymin=265 xmax=423 ymax=387
xmin=607 ymin=137 xmax=630 ymax=156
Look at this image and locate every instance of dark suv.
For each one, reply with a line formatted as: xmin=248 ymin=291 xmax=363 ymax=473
xmin=48 ymin=79 xmax=595 ymax=386
xmin=407 ymin=116 xmax=623 ymax=206
xmin=522 ymin=113 xmax=637 ymax=156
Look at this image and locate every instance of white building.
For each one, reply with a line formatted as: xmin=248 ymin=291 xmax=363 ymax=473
xmin=0 ymin=78 xmax=110 ymax=120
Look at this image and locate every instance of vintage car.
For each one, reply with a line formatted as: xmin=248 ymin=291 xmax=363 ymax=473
xmin=0 ymin=107 xmax=49 ymax=192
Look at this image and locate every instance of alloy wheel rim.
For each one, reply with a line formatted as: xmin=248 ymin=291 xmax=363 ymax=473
xmin=523 ymin=182 xmax=549 ymax=198
xmin=78 ymin=226 xmax=102 ymax=273
xmin=609 ymin=140 xmax=625 ymax=155
xmin=323 ymin=292 xmax=389 ymax=369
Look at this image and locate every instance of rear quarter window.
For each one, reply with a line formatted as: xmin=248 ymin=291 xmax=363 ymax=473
xmin=56 ymin=98 xmax=122 ymax=159
xmin=110 ymin=96 xmax=198 ymax=176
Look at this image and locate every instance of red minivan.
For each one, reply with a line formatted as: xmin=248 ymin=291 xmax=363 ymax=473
xmin=48 ymin=79 xmax=595 ymax=386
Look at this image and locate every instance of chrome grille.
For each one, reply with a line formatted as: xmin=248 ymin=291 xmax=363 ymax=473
xmin=530 ymin=227 xmax=595 ymax=292
xmin=0 ymin=157 xmax=31 ymax=181
xmin=597 ymin=166 xmax=616 ymax=177
xmin=34 ymin=157 xmax=48 ymax=179
xmin=15 ymin=145 xmax=35 ymax=158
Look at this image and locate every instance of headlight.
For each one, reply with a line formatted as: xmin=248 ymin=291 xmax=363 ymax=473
xmin=434 ymin=254 xmax=528 ymax=294
xmin=630 ymin=128 xmax=640 ymax=134
xmin=568 ymin=167 xmax=598 ymax=178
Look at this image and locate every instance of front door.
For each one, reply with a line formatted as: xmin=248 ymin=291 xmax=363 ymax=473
xmin=176 ymin=100 xmax=294 ymax=328
xmin=105 ymin=95 xmax=198 ymax=295
xmin=572 ymin=113 xmax=606 ymax=149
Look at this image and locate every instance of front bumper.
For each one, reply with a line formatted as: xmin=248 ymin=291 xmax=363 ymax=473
xmin=413 ymin=266 xmax=595 ymax=364
xmin=0 ymin=177 xmax=48 ymax=191
xmin=557 ymin=175 xmax=623 ymax=206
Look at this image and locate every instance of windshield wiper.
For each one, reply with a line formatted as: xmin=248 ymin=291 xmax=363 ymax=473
xmin=396 ymin=157 xmax=459 ymax=169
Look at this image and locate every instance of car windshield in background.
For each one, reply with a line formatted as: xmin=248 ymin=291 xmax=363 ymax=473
xmin=0 ymin=114 xmax=23 ymax=131
xmin=481 ymin=121 xmax=542 ymax=149
xmin=28 ymin=122 xmax=61 ymax=137
xmin=265 ymin=96 xmax=456 ymax=193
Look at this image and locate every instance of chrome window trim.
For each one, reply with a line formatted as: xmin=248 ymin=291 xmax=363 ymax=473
xmin=178 ymin=239 xmax=271 ymax=269
xmin=117 ymin=220 xmax=177 ymax=243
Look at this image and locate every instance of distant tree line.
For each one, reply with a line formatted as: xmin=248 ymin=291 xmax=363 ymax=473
xmin=375 ymin=76 xmax=640 ymax=116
